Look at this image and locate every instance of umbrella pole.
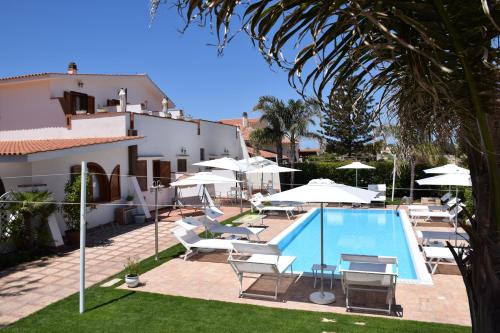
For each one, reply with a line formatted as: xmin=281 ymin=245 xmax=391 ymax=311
xmin=355 ymin=170 xmax=358 ymax=187
xmin=309 ymin=202 xmax=335 ymax=305
xmin=320 ymin=203 xmax=324 ymax=297
xmin=238 ymin=172 xmax=243 ymax=214
xmin=455 ymin=187 xmax=458 ymax=246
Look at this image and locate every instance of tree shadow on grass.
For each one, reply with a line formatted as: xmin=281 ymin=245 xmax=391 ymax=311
xmin=86 ymin=291 xmax=135 ymax=312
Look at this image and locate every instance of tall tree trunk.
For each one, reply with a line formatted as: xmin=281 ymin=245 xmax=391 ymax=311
xmin=409 ymin=158 xmax=415 ymax=203
xmin=432 ymin=2 xmax=500 ymax=331
xmin=276 ymin=139 xmax=283 ymax=165
xmin=458 ymin=112 xmax=500 ymax=333
xmin=290 ymin=139 xmax=296 ymax=188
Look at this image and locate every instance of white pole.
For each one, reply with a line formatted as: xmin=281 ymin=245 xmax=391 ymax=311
xmin=79 ymin=161 xmax=87 ymax=314
xmin=391 ymin=156 xmax=397 ymax=202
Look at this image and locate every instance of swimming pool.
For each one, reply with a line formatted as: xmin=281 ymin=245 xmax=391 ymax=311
xmin=272 ymin=208 xmax=423 ymax=281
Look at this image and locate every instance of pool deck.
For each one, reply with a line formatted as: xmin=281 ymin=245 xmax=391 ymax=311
xmin=126 ymin=205 xmax=471 ymax=327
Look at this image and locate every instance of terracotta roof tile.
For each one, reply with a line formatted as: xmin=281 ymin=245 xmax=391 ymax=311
xmin=247 ymin=146 xmax=288 ymax=159
xmin=0 ymin=136 xmax=142 ymax=156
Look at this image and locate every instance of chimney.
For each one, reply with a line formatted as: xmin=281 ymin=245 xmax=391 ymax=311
xmin=242 ymin=112 xmax=248 ymax=128
xmin=67 ymin=62 xmax=78 ymax=75
xmin=118 ymin=88 xmax=127 ymax=112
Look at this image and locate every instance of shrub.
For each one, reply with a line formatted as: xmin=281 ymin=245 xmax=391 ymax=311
xmin=62 ymin=175 xmax=92 ymax=231
xmin=124 ymin=257 xmax=140 ymax=277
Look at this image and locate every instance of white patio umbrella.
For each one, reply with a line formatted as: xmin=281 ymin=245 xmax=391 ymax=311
xmin=170 ymin=172 xmax=241 ymax=187
xmin=424 ymin=163 xmax=470 ymax=175
xmin=337 ymin=162 xmax=375 ymax=187
xmin=246 ymin=164 xmax=301 ymax=191
xmin=239 ymin=156 xmax=276 ymax=166
xmin=416 ymin=173 xmax=471 ymax=243
xmin=193 ymin=157 xmax=253 ymax=213
xmin=266 ymin=179 xmax=378 ymax=305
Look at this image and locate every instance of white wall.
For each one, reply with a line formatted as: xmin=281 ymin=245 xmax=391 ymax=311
xmin=0 ymin=162 xmax=33 ymax=192
xmin=30 ymin=146 xmax=130 ymax=231
xmin=0 ymin=80 xmax=64 ymax=131
xmin=49 ymin=75 xmax=167 ymax=112
xmin=133 ymin=116 xmax=243 ymax=207
xmin=0 ymin=114 xmax=129 ymax=140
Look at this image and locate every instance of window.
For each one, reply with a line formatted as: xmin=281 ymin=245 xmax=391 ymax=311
xmin=153 ymin=160 xmax=171 ymax=187
xmin=177 ymin=159 xmax=187 ymax=172
xmin=200 ymin=148 xmax=205 ymax=161
xmin=70 ymin=163 xmax=109 ymax=203
xmin=61 ymin=91 xmax=95 ymax=115
xmin=0 ymin=178 xmax=5 ymax=197
xmin=109 ymin=165 xmax=121 ymax=201
xmin=135 ymin=160 xmax=147 ymax=191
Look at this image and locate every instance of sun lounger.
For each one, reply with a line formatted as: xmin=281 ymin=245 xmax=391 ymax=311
xmin=172 ymin=227 xmax=247 ymax=260
xmin=250 ymin=199 xmax=297 ymax=219
xmin=409 ymin=205 xmax=463 ymax=226
xmin=339 ymin=254 xmax=398 ymax=314
xmin=175 ymin=216 xmax=264 ymax=241
xmin=368 ymin=184 xmax=386 ymax=207
xmin=422 ymin=246 xmax=459 ymax=274
xmin=228 ymin=242 xmax=296 ymax=300
xmin=408 ymin=197 xmax=458 ymax=212
xmin=416 ymin=230 xmax=469 ymax=246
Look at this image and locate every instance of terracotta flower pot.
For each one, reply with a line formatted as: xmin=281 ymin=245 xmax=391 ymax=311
xmin=65 ymin=230 xmax=80 ymax=246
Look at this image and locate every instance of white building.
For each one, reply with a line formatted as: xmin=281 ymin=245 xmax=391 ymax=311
xmin=0 ymin=63 xmax=243 ymax=239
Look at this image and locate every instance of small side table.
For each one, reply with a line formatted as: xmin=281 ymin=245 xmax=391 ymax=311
xmin=233 ymin=214 xmax=267 ymax=226
xmin=312 ymin=264 xmax=336 ymax=290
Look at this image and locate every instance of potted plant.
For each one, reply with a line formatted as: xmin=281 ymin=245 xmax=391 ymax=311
xmin=125 ymin=194 xmax=134 ymax=206
xmin=124 ymin=257 xmax=140 ymax=288
xmin=62 ymin=175 xmax=92 ymax=245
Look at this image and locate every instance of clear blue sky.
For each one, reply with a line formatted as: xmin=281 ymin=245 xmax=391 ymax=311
xmin=0 ymin=0 xmax=319 ymax=148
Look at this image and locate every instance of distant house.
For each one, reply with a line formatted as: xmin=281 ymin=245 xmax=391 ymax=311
xmin=0 ymin=63 xmax=243 ymax=238
xmin=219 ymin=112 xmax=298 ymax=162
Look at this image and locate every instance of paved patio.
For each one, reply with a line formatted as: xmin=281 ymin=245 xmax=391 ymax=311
xmin=0 ymin=206 xmax=245 ymax=327
xmin=125 ymin=207 xmax=471 ymax=327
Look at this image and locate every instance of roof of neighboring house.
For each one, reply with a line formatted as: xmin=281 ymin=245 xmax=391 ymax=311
xmin=247 ymin=146 xmax=288 ymax=160
xmin=0 ymin=136 xmax=142 ymax=156
xmin=299 ymin=148 xmax=320 ymax=153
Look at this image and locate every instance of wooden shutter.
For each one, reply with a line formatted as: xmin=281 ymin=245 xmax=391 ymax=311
xmin=70 ymin=164 xmax=82 ymax=181
xmin=177 ymin=159 xmax=187 ymax=172
xmin=87 ymin=162 xmax=110 ymax=202
xmin=136 ymin=160 xmax=147 ymax=191
xmin=58 ymin=91 xmax=72 ymax=115
xmin=159 ymin=161 xmax=171 ymax=187
xmin=109 ymin=165 xmax=121 ymax=201
xmin=87 ymin=95 xmax=95 ymax=114
xmin=128 ymin=145 xmax=138 ymax=175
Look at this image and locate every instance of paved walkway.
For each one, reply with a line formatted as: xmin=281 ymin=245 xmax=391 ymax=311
xmin=0 ymin=206 xmax=245 ymax=326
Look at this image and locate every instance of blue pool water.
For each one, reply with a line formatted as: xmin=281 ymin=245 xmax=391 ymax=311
xmin=276 ymin=209 xmax=417 ymax=280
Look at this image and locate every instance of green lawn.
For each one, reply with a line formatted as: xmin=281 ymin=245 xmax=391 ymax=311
xmin=2 ymin=211 xmax=471 ymax=333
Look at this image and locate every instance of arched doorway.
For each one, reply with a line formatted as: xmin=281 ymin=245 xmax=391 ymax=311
xmin=0 ymin=178 xmax=5 ymax=196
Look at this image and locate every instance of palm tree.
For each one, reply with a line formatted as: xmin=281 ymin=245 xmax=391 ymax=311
xmin=151 ymin=1 xmax=500 ymax=329
xmin=252 ymin=96 xmax=288 ymax=164
xmin=6 ymin=191 xmax=56 ymax=249
xmin=281 ymin=99 xmax=318 ymax=186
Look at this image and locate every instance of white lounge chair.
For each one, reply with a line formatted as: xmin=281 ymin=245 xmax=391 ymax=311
xmin=176 ymin=216 xmax=264 ymax=241
xmin=422 ymin=246 xmax=460 ymax=274
xmin=408 ymin=197 xmax=458 ymax=212
xmin=228 ymin=242 xmax=296 ymax=300
xmin=409 ymin=205 xmax=463 ymax=226
xmin=368 ymin=184 xmax=386 ymax=207
xmin=416 ymin=230 xmax=469 ymax=246
xmin=250 ymin=199 xmax=297 ymax=220
xmin=339 ymin=254 xmax=398 ymax=314
xmin=172 ymin=227 xmax=247 ymax=260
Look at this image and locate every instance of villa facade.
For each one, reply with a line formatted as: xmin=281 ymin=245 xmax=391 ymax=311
xmin=0 ymin=63 xmax=243 ymax=238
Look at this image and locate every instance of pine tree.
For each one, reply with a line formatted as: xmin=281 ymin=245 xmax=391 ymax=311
xmin=319 ymin=77 xmax=375 ymax=157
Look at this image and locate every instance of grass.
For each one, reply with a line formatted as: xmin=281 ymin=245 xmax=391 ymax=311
xmin=3 ymin=288 xmax=470 ymax=333
xmin=2 ymin=210 xmax=471 ymax=333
